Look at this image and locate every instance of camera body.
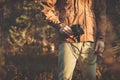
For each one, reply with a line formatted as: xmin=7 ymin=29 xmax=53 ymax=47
xmin=71 ymin=24 xmax=84 ymax=42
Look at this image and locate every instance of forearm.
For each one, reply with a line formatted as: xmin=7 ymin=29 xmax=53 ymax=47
xmin=95 ymin=0 xmax=107 ymax=42
xmin=40 ymin=0 xmax=61 ymax=29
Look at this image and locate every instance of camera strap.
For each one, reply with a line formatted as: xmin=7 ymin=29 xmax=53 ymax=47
xmin=70 ymin=43 xmax=96 ymax=65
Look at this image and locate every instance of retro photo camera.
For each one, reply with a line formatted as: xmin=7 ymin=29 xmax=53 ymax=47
xmin=71 ymin=24 xmax=84 ymax=42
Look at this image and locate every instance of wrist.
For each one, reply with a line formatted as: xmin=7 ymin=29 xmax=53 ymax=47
xmin=57 ymin=22 xmax=64 ymax=27
xmin=97 ymin=36 xmax=105 ymax=42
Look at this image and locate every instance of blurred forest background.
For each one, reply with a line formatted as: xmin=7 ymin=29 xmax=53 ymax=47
xmin=0 ymin=0 xmax=120 ymax=80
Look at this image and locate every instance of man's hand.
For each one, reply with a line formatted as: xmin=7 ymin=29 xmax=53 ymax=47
xmin=59 ymin=26 xmax=73 ymax=38
xmin=95 ymin=40 xmax=105 ymax=53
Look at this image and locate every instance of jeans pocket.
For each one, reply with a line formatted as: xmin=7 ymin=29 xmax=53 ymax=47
xmin=81 ymin=42 xmax=97 ymax=64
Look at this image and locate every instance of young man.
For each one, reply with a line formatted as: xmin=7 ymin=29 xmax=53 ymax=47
xmin=40 ymin=0 xmax=107 ymax=80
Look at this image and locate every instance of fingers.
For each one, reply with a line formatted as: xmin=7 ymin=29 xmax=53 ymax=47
xmin=95 ymin=44 xmax=98 ymax=52
xmin=95 ymin=40 xmax=105 ymax=53
xmin=99 ymin=45 xmax=104 ymax=52
xmin=63 ymin=26 xmax=73 ymax=35
xmin=59 ymin=26 xmax=73 ymax=36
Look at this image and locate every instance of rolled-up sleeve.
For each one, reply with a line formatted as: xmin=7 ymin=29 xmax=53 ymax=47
xmin=40 ymin=0 xmax=60 ymax=24
xmin=94 ymin=0 xmax=107 ymax=41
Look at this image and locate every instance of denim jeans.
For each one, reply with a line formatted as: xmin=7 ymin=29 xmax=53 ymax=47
xmin=58 ymin=42 xmax=97 ymax=80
